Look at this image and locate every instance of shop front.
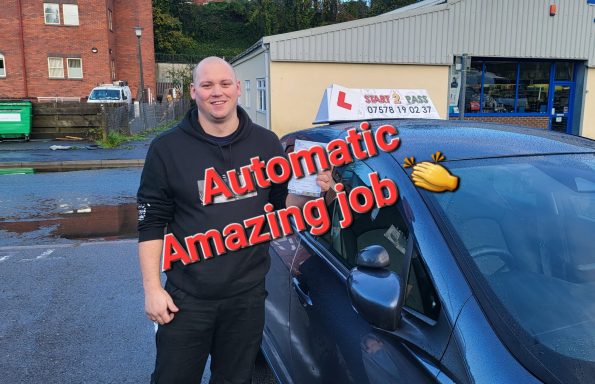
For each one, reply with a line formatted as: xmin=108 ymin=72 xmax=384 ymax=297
xmin=449 ymin=59 xmax=583 ymax=135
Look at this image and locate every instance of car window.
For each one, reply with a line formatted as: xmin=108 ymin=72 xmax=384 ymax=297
xmin=405 ymin=246 xmax=441 ymax=321
xmin=315 ymin=161 xmax=439 ymax=320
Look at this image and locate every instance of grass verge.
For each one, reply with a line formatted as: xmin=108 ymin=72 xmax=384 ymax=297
xmin=97 ymin=120 xmax=177 ymax=148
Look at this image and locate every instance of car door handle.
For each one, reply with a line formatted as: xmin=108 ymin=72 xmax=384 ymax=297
xmin=292 ymin=277 xmax=313 ymax=307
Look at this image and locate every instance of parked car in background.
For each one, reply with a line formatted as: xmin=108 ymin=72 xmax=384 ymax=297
xmin=87 ymin=82 xmax=132 ymax=105
xmin=263 ymin=120 xmax=595 ymax=384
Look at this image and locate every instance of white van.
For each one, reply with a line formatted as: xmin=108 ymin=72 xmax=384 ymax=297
xmin=87 ymin=82 xmax=132 ymax=105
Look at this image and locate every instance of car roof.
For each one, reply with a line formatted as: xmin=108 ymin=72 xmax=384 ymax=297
xmin=92 ymin=85 xmax=127 ymax=90
xmin=285 ymin=119 xmax=595 ymax=163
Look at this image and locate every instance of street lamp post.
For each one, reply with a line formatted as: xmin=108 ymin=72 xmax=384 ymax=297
xmin=134 ymin=26 xmax=146 ymax=130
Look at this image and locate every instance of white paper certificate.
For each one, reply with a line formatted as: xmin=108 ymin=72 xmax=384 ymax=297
xmin=288 ymin=139 xmax=326 ymax=197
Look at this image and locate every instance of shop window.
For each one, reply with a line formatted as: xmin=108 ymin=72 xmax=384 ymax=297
xmin=48 ymin=57 xmax=64 ymax=78
xmin=244 ymin=80 xmax=251 ymax=108
xmin=482 ymin=62 xmax=517 ymax=113
xmin=67 ymin=58 xmax=83 ymax=79
xmin=257 ymin=78 xmax=266 ymax=112
xmin=459 ymin=59 xmax=575 ymax=116
xmin=0 ymin=54 xmax=5 ymax=77
xmin=63 ymin=4 xmax=79 ymax=26
xmin=518 ymin=62 xmax=550 ymax=113
xmin=44 ymin=3 xmax=60 ymax=24
xmin=464 ymin=61 xmax=483 ymax=113
xmin=555 ymin=62 xmax=574 ymax=81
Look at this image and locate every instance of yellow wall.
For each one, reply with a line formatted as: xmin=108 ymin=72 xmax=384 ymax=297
xmin=269 ymin=62 xmax=449 ymax=137
xmin=581 ymin=68 xmax=595 ymax=140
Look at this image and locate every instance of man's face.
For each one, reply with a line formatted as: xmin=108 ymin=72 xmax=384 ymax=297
xmin=190 ymin=60 xmax=241 ymax=124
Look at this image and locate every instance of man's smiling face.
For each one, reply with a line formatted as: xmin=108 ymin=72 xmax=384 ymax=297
xmin=191 ymin=58 xmax=241 ymax=126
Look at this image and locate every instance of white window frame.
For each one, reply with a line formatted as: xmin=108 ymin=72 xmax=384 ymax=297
xmin=44 ymin=3 xmax=60 ymax=25
xmin=108 ymin=9 xmax=113 ymax=31
xmin=62 ymin=4 xmax=79 ymax=26
xmin=48 ymin=57 xmax=64 ymax=78
xmin=67 ymin=58 xmax=83 ymax=79
xmin=110 ymin=60 xmax=116 ymax=81
xmin=0 ymin=54 xmax=6 ymax=78
xmin=244 ymin=80 xmax=251 ymax=108
xmin=257 ymin=78 xmax=266 ymax=112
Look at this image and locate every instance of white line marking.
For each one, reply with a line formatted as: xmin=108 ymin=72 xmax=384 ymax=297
xmin=0 ymin=238 xmax=136 ymax=251
xmin=20 ymin=249 xmax=63 ymax=262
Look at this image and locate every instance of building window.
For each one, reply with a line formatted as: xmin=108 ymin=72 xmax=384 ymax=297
xmin=518 ymin=62 xmax=550 ymax=113
xmin=108 ymin=9 xmax=113 ymax=31
xmin=257 ymin=78 xmax=266 ymax=112
xmin=48 ymin=57 xmax=64 ymax=78
xmin=244 ymin=80 xmax=251 ymax=108
xmin=111 ymin=60 xmax=116 ymax=81
xmin=63 ymin=4 xmax=79 ymax=26
xmin=67 ymin=58 xmax=83 ymax=79
xmin=481 ymin=61 xmax=517 ymax=113
xmin=44 ymin=3 xmax=60 ymax=24
xmin=0 ymin=54 xmax=6 ymax=77
xmin=457 ymin=59 xmax=575 ymax=116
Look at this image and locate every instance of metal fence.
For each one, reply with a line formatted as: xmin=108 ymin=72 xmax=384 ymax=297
xmin=103 ymin=99 xmax=192 ymax=136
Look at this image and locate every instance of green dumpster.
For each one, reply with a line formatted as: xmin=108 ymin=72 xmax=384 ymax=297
xmin=0 ymin=101 xmax=32 ymax=141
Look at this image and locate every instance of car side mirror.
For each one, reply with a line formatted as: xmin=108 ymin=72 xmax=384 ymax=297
xmin=347 ymin=246 xmax=403 ymax=331
xmin=356 ymin=245 xmax=390 ymax=268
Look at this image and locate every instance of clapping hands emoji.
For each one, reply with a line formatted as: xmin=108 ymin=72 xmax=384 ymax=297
xmin=404 ymin=152 xmax=459 ymax=192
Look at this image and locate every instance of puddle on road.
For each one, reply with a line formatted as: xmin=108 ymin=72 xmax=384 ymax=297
xmin=0 ymin=203 xmax=138 ymax=242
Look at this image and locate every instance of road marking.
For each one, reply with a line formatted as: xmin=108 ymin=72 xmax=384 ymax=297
xmin=0 ymin=238 xmax=136 ymax=251
xmin=20 ymin=249 xmax=64 ymax=262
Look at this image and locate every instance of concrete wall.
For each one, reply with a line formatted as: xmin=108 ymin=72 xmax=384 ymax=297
xmin=581 ymin=68 xmax=595 ymax=140
xmin=268 ymin=62 xmax=449 ymax=137
xmin=233 ymin=50 xmax=268 ymax=129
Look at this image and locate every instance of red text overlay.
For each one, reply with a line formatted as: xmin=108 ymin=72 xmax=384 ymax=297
xmin=162 ymin=123 xmax=401 ymax=271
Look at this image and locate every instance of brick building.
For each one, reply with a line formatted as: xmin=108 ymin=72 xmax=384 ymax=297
xmin=0 ymin=0 xmax=156 ymax=101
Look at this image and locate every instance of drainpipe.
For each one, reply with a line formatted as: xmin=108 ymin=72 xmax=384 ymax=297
xmin=262 ymin=41 xmax=271 ymax=130
xmin=17 ymin=0 xmax=29 ymax=98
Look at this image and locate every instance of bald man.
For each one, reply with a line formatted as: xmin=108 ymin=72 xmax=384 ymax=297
xmin=137 ymin=57 xmax=289 ymax=383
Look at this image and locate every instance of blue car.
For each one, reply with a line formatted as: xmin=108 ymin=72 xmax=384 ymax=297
xmin=262 ymin=120 xmax=595 ymax=384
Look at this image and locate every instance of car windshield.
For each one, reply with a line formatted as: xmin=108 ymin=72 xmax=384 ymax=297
xmin=89 ymin=89 xmax=120 ymax=100
xmin=423 ymin=153 xmax=595 ymax=383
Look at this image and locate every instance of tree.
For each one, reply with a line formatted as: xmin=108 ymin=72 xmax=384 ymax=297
xmin=152 ymin=1 xmax=199 ymax=55
xmin=369 ymin=0 xmax=417 ymax=17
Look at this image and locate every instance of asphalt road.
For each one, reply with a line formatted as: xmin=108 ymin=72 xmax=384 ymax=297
xmin=0 ymin=168 xmax=276 ymax=384
xmin=0 ymin=240 xmax=155 ymax=383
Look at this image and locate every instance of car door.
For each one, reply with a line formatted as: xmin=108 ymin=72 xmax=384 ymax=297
xmin=264 ymin=233 xmax=301 ymax=383
xmin=288 ymin=158 xmax=457 ymax=383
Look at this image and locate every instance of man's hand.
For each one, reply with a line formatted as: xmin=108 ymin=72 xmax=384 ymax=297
xmin=144 ymin=286 xmax=179 ymax=325
xmin=286 ymin=169 xmax=334 ymax=208
xmin=316 ymin=169 xmax=333 ymax=192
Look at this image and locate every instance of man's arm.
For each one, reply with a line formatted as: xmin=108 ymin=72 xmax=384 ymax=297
xmin=139 ymin=239 xmax=178 ymax=325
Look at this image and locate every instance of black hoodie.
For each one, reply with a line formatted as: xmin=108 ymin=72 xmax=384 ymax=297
xmin=137 ymin=106 xmax=288 ymax=299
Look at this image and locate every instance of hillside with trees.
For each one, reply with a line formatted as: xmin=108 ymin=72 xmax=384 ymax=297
xmin=152 ymin=0 xmax=418 ymax=60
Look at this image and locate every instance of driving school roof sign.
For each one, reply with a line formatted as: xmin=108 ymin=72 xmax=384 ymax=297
xmin=313 ymin=84 xmax=440 ymax=124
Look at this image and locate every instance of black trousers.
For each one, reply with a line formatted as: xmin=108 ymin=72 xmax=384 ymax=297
xmin=151 ymin=281 xmax=266 ymax=384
